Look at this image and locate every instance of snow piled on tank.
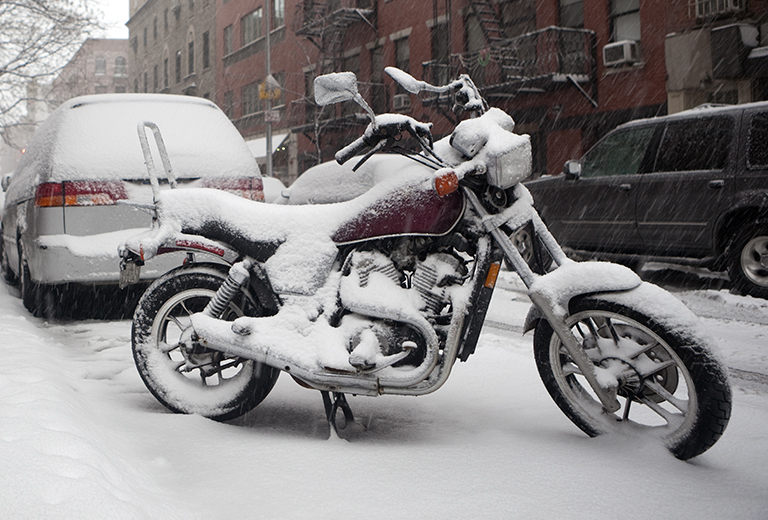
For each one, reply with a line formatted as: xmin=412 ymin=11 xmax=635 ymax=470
xmin=8 ymin=94 xmax=259 ymax=203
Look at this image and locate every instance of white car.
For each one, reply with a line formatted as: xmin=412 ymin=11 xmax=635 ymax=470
xmin=0 ymin=94 xmax=264 ymax=317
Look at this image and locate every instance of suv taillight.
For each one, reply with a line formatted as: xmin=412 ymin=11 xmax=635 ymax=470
xmin=35 ymin=181 xmax=128 ymax=207
xmin=201 ymin=177 xmax=264 ymax=201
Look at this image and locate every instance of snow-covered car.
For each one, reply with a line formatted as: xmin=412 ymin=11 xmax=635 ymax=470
xmin=526 ymin=101 xmax=768 ymax=298
xmin=0 ymin=94 xmax=264 ymax=316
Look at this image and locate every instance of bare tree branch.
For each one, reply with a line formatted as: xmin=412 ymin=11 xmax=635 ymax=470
xmin=0 ymin=0 xmax=101 ymax=147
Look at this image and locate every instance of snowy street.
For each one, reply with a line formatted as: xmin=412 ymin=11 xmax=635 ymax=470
xmin=1 ymin=270 xmax=767 ymax=519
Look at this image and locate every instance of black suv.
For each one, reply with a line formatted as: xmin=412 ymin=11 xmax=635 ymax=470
xmin=526 ymin=101 xmax=768 ymax=298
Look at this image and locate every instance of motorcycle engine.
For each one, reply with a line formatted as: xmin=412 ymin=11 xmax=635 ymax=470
xmin=341 ymin=247 xmax=467 ymax=367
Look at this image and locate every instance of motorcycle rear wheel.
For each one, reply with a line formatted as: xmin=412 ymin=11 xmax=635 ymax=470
xmin=533 ymin=296 xmax=731 ymax=460
xmin=132 ymin=264 xmax=279 ymax=421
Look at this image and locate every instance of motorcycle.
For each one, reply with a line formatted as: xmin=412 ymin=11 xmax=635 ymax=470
xmin=119 ymin=68 xmax=731 ymax=460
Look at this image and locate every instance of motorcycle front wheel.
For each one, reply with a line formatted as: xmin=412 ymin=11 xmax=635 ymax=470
xmin=534 ymin=296 xmax=731 ymax=460
xmin=132 ymin=263 xmax=279 ymax=421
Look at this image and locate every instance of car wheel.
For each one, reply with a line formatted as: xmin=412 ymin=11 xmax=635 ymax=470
xmin=0 ymin=234 xmax=17 ymax=285
xmin=727 ymin=224 xmax=768 ymax=299
xmin=18 ymin=250 xmax=57 ymax=318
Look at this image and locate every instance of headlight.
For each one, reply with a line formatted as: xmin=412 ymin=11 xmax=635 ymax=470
xmin=486 ymin=138 xmax=532 ymax=189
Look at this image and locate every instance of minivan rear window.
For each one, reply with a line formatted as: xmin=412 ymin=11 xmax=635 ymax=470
xmin=747 ymin=111 xmax=768 ymax=170
xmin=654 ymin=116 xmax=733 ymax=172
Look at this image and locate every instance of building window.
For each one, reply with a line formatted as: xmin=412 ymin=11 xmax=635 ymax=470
xmin=223 ymin=24 xmax=233 ymax=55
xmin=611 ymin=0 xmax=640 ymax=41
xmin=430 ymin=22 xmax=449 ymax=84
xmin=242 ymin=81 xmax=261 ymax=116
xmin=242 ymin=8 xmax=263 ymax=46
xmin=395 ymin=37 xmax=410 ymax=73
xmin=188 ymin=38 xmax=195 ymax=75
xmin=153 ymin=16 xmax=158 ymax=40
xmin=94 ymin=56 xmax=106 ymax=75
xmin=272 ymin=71 xmax=285 ymax=107
xmin=163 ymin=57 xmax=169 ymax=88
xmin=164 ymin=8 xmax=169 ymax=32
xmin=115 ymin=85 xmax=126 ymax=93
xmin=153 ymin=64 xmax=159 ymax=91
xmin=134 ymin=79 xmax=138 ymax=92
xmin=114 ymin=56 xmax=127 ymax=76
xmin=500 ymin=0 xmax=537 ymax=36
xmin=131 ymin=37 xmax=138 ymax=53
xmin=143 ymin=27 xmax=148 ymax=47
xmin=143 ymin=71 xmax=148 ymax=92
xmin=95 ymin=85 xmax=107 ymax=94
xmin=175 ymin=50 xmax=182 ymax=83
xmin=559 ymin=0 xmax=584 ymax=28
xmin=202 ymin=31 xmax=210 ymax=69
xmin=223 ymin=90 xmax=234 ymax=119
xmin=272 ymin=0 xmax=285 ymax=29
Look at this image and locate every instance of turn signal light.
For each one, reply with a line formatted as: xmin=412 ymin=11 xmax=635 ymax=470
xmin=201 ymin=176 xmax=265 ymax=201
xmin=434 ymin=170 xmax=459 ymax=197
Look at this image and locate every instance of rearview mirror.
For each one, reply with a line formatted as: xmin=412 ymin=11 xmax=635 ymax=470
xmin=314 ymin=72 xmax=359 ymax=106
xmin=563 ymin=160 xmax=581 ymax=180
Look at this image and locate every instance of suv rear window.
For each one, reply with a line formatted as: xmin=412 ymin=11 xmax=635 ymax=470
xmin=747 ymin=111 xmax=768 ymax=169
xmin=654 ymin=116 xmax=733 ymax=172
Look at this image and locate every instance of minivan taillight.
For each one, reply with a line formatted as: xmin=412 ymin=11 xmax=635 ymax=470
xmin=35 ymin=181 xmax=128 ymax=207
xmin=201 ymin=176 xmax=264 ymax=201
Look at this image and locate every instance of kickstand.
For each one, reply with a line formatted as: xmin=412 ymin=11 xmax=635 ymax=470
xmin=321 ymin=391 xmax=358 ymax=438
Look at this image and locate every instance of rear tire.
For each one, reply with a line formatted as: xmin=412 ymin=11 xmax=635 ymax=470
xmin=727 ymin=224 xmax=768 ymax=299
xmin=534 ymin=296 xmax=731 ymax=460
xmin=19 ymin=250 xmax=57 ymax=319
xmin=132 ymin=264 xmax=279 ymax=421
xmin=0 ymin=233 xmax=17 ymax=285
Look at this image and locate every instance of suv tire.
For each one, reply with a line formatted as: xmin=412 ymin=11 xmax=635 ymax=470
xmin=727 ymin=223 xmax=768 ymax=299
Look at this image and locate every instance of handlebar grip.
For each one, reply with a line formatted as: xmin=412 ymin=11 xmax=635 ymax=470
xmin=335 ymin=135 xmax=369 ymax=164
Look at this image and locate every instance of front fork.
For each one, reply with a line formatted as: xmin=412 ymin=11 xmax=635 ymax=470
xmin=462 ymin=187 xmax=621 ymax=413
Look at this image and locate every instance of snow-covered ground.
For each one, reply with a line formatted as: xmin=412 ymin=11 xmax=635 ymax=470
xmin=1 ymin=271 xmax=767 ymax=519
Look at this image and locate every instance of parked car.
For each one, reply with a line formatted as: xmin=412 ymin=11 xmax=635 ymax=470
xmin=526 ymin=101 xmax=768 ymax=298
xmin=0 ymin=94 xmax=264 ymax=316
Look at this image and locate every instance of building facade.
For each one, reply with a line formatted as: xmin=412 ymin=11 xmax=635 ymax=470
xmin=127 ymin=0 xmax=217 ymax=100
xmin=128 ymin=0 xmax=768 ymax=182
xmin=49 ymin=39 xmax=130 ymax=105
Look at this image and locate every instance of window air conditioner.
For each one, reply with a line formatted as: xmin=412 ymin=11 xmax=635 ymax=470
xmin=603 ymin=40 xmax=640 ymax=67
xmin=393 ymin=93 xmax=411 ymax=111
xmin=695 ymin=0 xmax=744 ymax=18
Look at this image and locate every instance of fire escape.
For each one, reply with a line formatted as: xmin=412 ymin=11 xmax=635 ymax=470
xmin=424 ymin=0 xmax=597 ymax=105
xmin=291 ymin=0 xmax=379 ymax=134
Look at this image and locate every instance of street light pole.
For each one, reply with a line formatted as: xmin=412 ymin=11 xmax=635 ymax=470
xmin=265 ymin=0 xmax=272 ymax=177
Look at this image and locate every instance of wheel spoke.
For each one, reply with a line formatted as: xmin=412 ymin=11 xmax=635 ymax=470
xmin=638 ymin=395 xmax=680 ymax=425
xmin=622 ymin=397 xmax=632 ymax=421
xmin=626 ymin=340 xmax=661 ymax=359
xmin=638 ymin=359 xmax=677 ymax=379
xmin=562 ymin=362 xmax=582 ymax=376
xmin=643 ymin=380 xmax=688 ymax=413
xmin=165 ymin=313 xmax=187 ymax=331
xmin=604 ymin=317 xmax=621 ymax=345
xmin=159 ymin=340 xmax=179 ymax=354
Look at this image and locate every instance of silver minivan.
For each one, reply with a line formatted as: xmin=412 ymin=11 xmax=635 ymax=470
xmin=1 ymin=94 xmax=264 ymax=316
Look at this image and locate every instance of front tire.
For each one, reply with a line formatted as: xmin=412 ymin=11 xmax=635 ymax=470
xmin=727 ymin=224 xmax=768 ymax=299
xmin=534 ymin=296 xmax=731 ymax=460
xmin=132 ymin=264 xmax=279 ymax=421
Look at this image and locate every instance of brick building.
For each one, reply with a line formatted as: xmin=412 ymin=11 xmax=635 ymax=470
xmin=128 ymin=0 xmax=768 ymax=182
xmin=49 ymin=39 xmax=130 ymax=105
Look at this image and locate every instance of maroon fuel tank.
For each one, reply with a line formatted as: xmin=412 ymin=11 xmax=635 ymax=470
xmin=331 ymin=182 xmax=464 ymax=244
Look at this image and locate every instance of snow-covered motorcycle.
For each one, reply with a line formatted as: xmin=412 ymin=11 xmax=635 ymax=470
xmin=119 ymin=68 xmax=731 ymax=459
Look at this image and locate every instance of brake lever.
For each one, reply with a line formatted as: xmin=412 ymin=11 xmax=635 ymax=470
xmin=352 ymin=139 xmax=387 ymax=172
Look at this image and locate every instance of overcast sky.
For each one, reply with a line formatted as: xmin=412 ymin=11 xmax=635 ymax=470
xmin=94 ymin=0 xmax=129 ymax=39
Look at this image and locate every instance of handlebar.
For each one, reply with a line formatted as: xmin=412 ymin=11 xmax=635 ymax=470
xmin=335 ymin=115 xmax=434 ymax=166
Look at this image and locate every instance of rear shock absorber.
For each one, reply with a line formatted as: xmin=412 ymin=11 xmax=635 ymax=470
xmin=203 ymin=259 xmax=254 ymax=318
